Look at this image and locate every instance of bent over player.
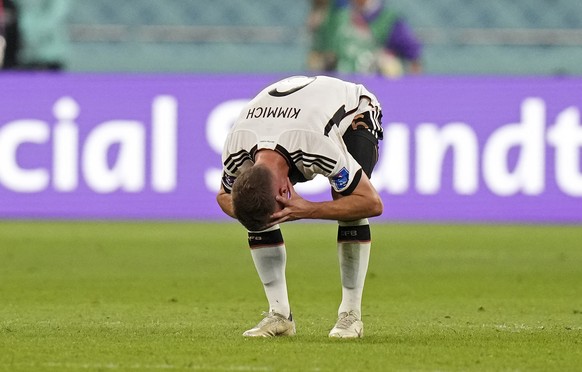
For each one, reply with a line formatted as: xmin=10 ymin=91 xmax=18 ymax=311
xmin=217 ymin=75 xmax=383 ymax=338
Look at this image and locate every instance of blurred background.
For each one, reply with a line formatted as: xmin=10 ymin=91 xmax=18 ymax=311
xmin=1 ymin=0 xmax=582 ymax=222
xmin=2 ymin=0 xmax=582 ymax=75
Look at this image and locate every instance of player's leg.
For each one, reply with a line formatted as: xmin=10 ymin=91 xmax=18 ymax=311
xmin=243 ymin=224 xmax=295 ymax=337
xmin=329 ymin=218 xmax=370 ymax=338
xmin=329 ymin=118 xmax=380 ymax=338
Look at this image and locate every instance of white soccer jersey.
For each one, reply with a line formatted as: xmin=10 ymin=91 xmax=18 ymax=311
xmin=221 ymin=75 xmax=382 ymax=195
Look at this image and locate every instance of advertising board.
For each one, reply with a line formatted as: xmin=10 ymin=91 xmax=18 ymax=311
xmin=1 ymin=74 xmax=581 ymax=222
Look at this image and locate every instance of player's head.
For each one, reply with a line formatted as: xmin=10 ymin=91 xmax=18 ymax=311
xmin=232 ymin=164 xmax=277 ymax=231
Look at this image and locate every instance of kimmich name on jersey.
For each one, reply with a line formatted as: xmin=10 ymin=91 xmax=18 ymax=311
xmin=246 ymin=106 xmax=301 ymax=120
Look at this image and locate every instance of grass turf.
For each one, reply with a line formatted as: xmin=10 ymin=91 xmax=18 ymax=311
xmin=0 ymin=221 xmax=581 ymax=371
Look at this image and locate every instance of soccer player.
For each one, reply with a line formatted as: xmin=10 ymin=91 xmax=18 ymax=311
xmin=216 ymin=75 xmax=383 ymax=338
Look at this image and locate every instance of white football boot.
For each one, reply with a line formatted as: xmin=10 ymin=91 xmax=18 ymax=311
xmin=329 ymin=310 xmax=364 ymax=338
xmin=242 ymin=312 xmax=296 ymax=337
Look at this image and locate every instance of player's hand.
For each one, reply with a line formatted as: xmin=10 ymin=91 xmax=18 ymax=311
xmin=268 ymin=178 xmax=313 ymax=226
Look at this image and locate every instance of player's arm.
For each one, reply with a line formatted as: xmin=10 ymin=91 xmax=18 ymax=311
xmin=270 ymin=170 xmax=383 ymax=224
xmin=217 ymin=185 xmax=236 ymax=219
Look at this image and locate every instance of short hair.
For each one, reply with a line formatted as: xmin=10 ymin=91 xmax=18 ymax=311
xmin=232 ymin=164 xmax=276 ymax=231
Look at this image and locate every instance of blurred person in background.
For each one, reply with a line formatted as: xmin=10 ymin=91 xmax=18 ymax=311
xmin=14 ymin=0 xmax=71 ymax=70
xmin=0 ymin=0 xmax=21 ymax=69
xmin=308 ymin=0 xmax=423 ymax=77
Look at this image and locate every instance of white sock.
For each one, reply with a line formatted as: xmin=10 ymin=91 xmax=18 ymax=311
xmin=248 ymin=225 xmax=291 ymax=318
xmin=337 ymin=219 xmax=371 ymax=318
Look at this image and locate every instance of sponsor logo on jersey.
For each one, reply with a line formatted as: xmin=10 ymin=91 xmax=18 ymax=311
xmin=268 ymin=76 xmax=316 ymax=97
xmin=246 ymin=106 xmax=301 ymax=120
xmin=332 ymin=167 xmax=350 ymax=190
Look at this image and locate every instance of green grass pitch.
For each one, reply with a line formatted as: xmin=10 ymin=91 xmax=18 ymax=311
xmin=1 ymin=221 xmax=581 ymax=371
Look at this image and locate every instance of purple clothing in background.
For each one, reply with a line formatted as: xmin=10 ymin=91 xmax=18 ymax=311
xmin=385 ymin=19 xmax=422 ymax=60
xmin=352 ymin=0 xmax=423 ymax=61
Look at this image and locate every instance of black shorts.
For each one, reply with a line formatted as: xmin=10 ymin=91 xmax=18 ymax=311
xmin=342 ymin=111 xmax=383 ymax=178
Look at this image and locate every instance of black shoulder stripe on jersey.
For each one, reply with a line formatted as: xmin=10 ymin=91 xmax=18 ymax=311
xmin=224 ymin=149 xmax=249 ymax=165
xmin=327 ymin=105 xmax=361 ymax=136
xmin=225 ymin=155 xmax=251 ymax=173
xmin=323 ymin=105 xmax=347 ymax=136
xmin=298 ymin=154 xmax=336 ymax=167
xmin=289 ymin=150 xmax=336 ymax=165
xmin=249 ymin=145 xmax=259 ymax=161
xmin=289 ymin=155 xmax=336 ymax=171
xmin=224 ymin=153 xmax=250 ymax=170
xmin=323 ymin=95 xmax=381 ymax=137
xmin=224 ymin=150 xmax=252 ymax=173
xmin=359 ymin=94 xmax=384 ymax=139
xmin=299 ymin=158 xmax=335 ymax=173
xmin=301 ymin=159 xmax=336 ymax=174
xmin=274 ymin=145 xmax=309 ymax=184
xmin=289 ymin=151 xmax=337 ymax=173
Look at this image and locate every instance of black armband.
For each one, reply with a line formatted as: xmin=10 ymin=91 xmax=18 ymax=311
xmin=337 ymin=224 xmax=371 ymax=243
xmin=248 ymin=229 xmax=284 ymax=249
xmin=339 ymin=169 xmax=362 ymax=196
